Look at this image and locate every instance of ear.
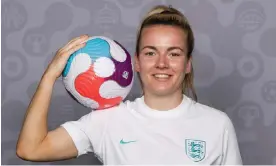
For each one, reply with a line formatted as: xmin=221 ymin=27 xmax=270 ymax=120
xmin=185 ymin=57 xmax=192 ymax=74
xmin=134 ymin=54 xmax=141 ymax=72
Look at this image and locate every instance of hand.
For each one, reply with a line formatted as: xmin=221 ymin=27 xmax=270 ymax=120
xmin=44 ymin=34 xmax=89 ymax=81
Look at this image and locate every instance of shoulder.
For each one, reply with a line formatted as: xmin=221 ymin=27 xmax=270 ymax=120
xmin=187 ymin=97 xmax=234 ymax=129
xmin=82 ymin=98 xmax=139 ymax=119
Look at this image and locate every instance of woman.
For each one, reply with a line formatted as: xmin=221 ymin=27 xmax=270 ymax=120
xmin=16 ymin=5 xmax=242 ymax=165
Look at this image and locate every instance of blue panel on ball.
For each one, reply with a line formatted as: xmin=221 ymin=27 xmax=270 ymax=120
xmin=62 ymin=51 xmax=77 ymax=77
xmin=84 ymin=38 xmax=111 ymax=60
xmin=62 ymin=38 xmax=111 ymax=77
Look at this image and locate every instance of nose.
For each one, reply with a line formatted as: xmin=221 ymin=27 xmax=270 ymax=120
xmin=156 ymin=54 xmax=169 ymax=69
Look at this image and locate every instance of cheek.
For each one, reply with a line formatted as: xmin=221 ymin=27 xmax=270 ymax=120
xmin=170 ymin=60 xmax=186 ymax=72
xmin=139 ymin=58 xmax=156 ymax=72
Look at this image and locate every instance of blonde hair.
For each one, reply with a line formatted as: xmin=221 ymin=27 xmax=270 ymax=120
xmin=135 ymin=5 xmax=197 ymax=101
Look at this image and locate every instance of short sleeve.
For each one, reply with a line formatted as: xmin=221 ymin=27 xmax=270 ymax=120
xmin=61 ymin=110 xmax=110 ymax=157
xmin=221 ymin=114 xmax=243 ymax=165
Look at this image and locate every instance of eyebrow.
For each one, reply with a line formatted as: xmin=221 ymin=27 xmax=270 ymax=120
xmin=141 ymin=46 xmax=185 ymax=52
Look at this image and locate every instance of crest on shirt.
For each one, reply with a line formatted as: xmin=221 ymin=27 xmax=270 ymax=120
xmin=185 ymin=139 xmax=206 ymax=162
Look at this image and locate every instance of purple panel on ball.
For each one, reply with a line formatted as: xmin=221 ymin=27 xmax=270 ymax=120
xmin=106 ymin=40 xmax=133 ymax=87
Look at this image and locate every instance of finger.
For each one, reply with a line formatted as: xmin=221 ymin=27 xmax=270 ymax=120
xmin=66 ymin=35 xmax=89 ymax=50
xmin=66 ymin=34 xmax=88 ymax=47
xmin=65 ymin=43 xmax=86 ymax=58
xmin=59 ymin=35 xmax=89 ymax=54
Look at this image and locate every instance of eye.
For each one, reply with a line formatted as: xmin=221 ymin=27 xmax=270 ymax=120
xmin=145 ymin=51 xmax=155 ymax=56
xmin=170 ymin=53 xmax=181 ymax=57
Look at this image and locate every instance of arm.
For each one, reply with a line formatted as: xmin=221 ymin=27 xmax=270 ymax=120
xmin=16 ymin=35 xmax=89 ymax=161
xmin=221 ymin=115 xmax=243 ymax=165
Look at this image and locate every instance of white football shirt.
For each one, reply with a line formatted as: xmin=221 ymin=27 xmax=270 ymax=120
xmin=61 ymin=95 xmax=242 ymax=165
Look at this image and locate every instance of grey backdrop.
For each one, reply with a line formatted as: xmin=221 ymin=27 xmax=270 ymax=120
xmin=1 ymin=0 xmax=276 ymax=165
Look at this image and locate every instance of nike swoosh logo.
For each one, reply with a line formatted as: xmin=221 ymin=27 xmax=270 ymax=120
xmin=120 ymin=139 xmax=137 ymax=144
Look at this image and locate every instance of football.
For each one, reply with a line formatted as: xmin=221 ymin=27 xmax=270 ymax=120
xmin=62 ymin=36 xmax=134 ymax=110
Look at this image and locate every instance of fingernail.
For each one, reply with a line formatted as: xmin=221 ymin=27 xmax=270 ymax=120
xmin=80 ymin=39 xmax=87 ymax=44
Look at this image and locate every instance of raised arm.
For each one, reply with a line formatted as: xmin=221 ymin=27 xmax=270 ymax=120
xmin=16 ymin=35 xmax=89 ymax=161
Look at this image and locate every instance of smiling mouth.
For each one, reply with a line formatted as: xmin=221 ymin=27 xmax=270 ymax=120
xmin=153 ymin=74 xmax=172 ymax=79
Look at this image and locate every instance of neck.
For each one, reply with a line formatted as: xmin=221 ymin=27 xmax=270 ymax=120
xmin=143 ymin=91 xmax=183 ymax=111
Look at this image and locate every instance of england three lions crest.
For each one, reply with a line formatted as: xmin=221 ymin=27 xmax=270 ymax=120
xmin=185 ymin=139 xmax=206 ymax=162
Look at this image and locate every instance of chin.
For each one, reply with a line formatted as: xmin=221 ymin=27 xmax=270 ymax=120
xmin=150 ymin=88 xmax=175 ymax=96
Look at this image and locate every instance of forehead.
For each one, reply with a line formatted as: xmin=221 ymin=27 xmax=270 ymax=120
xmin=140 ymin=25 xmax=187 ymax=48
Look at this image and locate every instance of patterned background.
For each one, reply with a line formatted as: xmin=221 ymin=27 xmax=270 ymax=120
xmin=1 ymin=0 xmax=276 ymax=165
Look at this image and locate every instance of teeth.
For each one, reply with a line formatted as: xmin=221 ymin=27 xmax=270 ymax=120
xmin=154 ymin=74 xmax=169 ymax=78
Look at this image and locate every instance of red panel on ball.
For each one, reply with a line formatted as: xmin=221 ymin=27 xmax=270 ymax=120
xmin=75 ymin=64 xmax=122 ymax=110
